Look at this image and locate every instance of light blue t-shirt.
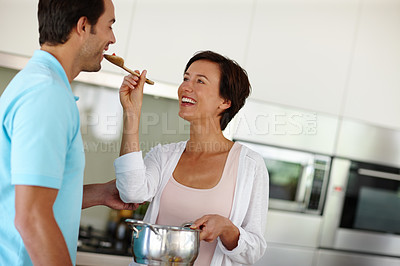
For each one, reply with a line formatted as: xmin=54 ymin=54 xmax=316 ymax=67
xmin=0 ymin=50 xmax=85 ymax=265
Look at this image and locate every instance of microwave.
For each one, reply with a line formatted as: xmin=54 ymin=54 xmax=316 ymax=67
xmin=236 ymin=140 xmax=331 ymax=215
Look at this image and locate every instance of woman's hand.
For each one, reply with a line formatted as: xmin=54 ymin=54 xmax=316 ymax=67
xmin=190 ymin=214 xmax=240 ymax=250
xmin=119 ymin=71 xmax=147 ymax=112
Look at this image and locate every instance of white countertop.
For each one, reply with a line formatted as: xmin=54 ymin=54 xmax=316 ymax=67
xmin=76 ymin=251 xmax=132 ymax=266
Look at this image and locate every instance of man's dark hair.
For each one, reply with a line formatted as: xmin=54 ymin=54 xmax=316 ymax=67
xmin=38 ymin=0 xmax=105 ymax=45
xmin=184 ymin=51 xmax=251 ymax=131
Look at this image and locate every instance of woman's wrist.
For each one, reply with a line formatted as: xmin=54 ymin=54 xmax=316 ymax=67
xmin=122 ymin=111 xmax=140 ymax=134
xmin=123 ymin=108 xmax=141 ymax=118
xmin=220 ymin=220 xmax=240 ymax=250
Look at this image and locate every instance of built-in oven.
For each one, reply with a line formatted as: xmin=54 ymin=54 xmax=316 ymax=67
xmin=320 ymin=158 xmax=400 ymax=257
xmin=236 ymin=140 xmax=331 ymax=215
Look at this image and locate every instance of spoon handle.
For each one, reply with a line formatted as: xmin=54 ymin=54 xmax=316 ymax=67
xmin=122 ymin=66 xmax=155 ymax=85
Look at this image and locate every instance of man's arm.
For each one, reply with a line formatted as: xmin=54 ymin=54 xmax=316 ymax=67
xmin=82 ymin=179 xmax=140 ymax=210
xmin=14 ymin=185 xmax=72 ymax=266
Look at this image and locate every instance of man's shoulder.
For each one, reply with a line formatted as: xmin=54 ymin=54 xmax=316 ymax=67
xmin=6 ymin=63 xmax=59 ymax=96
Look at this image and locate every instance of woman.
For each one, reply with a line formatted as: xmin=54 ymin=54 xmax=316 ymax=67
xmin=115 ymin=51 xmax=269 ymax=265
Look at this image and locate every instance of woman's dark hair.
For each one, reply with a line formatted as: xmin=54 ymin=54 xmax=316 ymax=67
xmin=184 ymin=51 xmax=251 ymax=130
xmin=38 ymin=0 xmax=105 ymax=45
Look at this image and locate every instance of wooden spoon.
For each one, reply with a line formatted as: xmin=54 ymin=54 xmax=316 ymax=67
xmin=104 ymin=54 xmax=155 ymax=85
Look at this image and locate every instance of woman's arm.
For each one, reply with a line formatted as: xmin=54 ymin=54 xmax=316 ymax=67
xmin=190 ymin=214 xmax=240 ymax=250
xmin=115 ymin=144 xmax=164 ymax=203
xmin=116 ymin=71 xmax=165 ymax=204
xmin=217 ymin=153 xmax=269 ymax=264
xmin=119 ymin=71 xmax=147 ymax=156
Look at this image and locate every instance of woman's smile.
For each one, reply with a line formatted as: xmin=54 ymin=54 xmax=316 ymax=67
xmin=181 ymin=96 xmax=197 ymax=106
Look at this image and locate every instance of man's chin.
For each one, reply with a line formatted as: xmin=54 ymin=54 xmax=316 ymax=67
xmin=82 ymin=65 xmax=102 ymax=73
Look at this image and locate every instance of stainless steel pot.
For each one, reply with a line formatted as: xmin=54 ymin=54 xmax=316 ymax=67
xmin=125 ymin=219 xmax=201 ymax=266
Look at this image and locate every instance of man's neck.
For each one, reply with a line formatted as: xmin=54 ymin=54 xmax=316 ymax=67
xmin=41 ymin=43 xmax=80 ymax=83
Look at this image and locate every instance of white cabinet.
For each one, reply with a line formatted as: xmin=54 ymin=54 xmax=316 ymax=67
xmin=342 ymin=0 xmax=400 ymax=130
xmin=3 ymin=0 xmax=400 ymax=131
xmin=315 ymin=249 xmax=400 ymax=266
xmin=124 ymin=0 xmax=254 ymax=85
xmin=231 ymin=99 xmax=339 ymax=155
xmin=254 ymin=243 xmax=316 ymax=266
xmin=335 ymin=118 xmax=400 ymax=167
xmin=0 ymin=0 xmax=135 ymax=73
xmin=265 ymin=210 xmax=323 ymax=248
xmin=253 ymin=210 xmax=321 ymax=266
xmin=245 ymin=0 xmax=359 ymax=115
xmin=0 ymin=0 xmax=39 ymax=57
xmin=76 ymin=252 xmax=132 ymax=266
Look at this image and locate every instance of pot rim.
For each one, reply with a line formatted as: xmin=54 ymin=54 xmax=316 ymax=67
xmin=125 ymin=218 xmax=202 ymax=232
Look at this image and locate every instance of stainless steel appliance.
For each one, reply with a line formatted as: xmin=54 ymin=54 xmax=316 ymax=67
xmin=320 ymin=158 xmax=400 ymax=258
xmin=236 ymin=140 xmax=331 ymax=215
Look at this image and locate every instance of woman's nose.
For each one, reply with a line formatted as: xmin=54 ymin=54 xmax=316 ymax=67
xmin=180 ymin=82 xmax=193 ymax=93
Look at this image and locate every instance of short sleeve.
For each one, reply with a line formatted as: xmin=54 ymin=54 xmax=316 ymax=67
xmin=9 ymin=85 xmax=77 ymax=189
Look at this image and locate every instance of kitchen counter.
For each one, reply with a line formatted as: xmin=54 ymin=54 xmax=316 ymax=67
xmin=76 ymin=251 xmax=132 ymax=266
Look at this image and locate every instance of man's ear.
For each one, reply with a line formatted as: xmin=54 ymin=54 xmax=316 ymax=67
xmin=76 ymin=16 xmax=88 ymax=37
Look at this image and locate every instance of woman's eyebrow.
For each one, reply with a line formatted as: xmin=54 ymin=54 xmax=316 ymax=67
xmin=184 ymin=72 xmax=209 ymax=81
xmin=197 ymin=74 xmax=209 ymax=80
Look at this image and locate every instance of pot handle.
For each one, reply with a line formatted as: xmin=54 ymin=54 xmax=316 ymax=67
xmin=181 ymin=222 xmax=194 ymax=228
xmin=125 ymin=218 xmax=159 ymax=237
xmin=181 ymin=222 xmax=202 ymax=231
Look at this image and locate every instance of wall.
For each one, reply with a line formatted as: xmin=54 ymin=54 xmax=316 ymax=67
xmin=0 ymin=67 xmax=18 ymax=91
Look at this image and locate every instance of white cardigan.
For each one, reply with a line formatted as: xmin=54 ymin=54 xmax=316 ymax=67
xmin=114 ymin=141 xmax=269 ymax=265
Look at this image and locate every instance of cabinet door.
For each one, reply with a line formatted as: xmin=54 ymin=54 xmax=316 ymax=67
xmin=0 ymin=0 xmax=135 ymax=67
xmin=231 ymin=99 xmax=339 ymax=155
xmin=342 ymin=0 xmax=400 ymax=130
xmin=124 ymin=0 xmax=254 ymax=85
xmin=254 ymin=243 xmax=316 ymax=266
xmin=0 ymin=0 xmax=39 ymax=57
xmin=315 ymin=250 xmax=400 ymax=266
xmin=245 ymin=0 xmax=359 ymax=115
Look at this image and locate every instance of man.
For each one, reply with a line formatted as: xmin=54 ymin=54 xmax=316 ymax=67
xmin=0 ymin=0 xmax=137 ymax=265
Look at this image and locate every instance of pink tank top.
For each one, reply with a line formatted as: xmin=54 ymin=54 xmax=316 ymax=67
xmin=156 ymin=142 xmax=242 ymax=266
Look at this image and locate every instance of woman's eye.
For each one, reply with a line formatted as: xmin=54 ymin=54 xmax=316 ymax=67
xmin=183 ymin=77 xmax=189 ymax=81
xmin=197 ymin=79 xmax=205 ymax=84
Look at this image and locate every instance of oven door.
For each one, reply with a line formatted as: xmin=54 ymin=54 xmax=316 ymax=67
xmin=265 ymin=156 xmax=312 ymax=212
xmin=320 ymin=158 xmax=400 ymax=257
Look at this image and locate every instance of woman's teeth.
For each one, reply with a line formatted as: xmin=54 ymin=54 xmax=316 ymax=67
xmin=182 ymin=97 xmax=196 ymax=104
